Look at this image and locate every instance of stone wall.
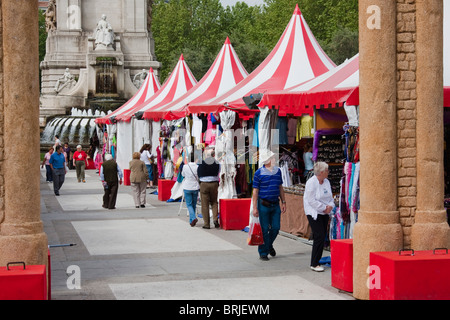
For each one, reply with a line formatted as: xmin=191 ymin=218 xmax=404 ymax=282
xmin=396 ymin=0 xmax=417 ymax=248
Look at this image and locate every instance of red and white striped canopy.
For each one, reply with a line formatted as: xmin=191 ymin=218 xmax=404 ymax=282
xmin=261 ymin=1 xmax=450 ymax=111
xmin=187 ymin=4 xmax=336 ymax=116
xmin=259 ymin=54 xmax=359 ymax=116
xmin=122 ymin=54 xmax=197 ymax=121
xmin=95 ymin=68 xmax=161 ymax=124
xmin=142 ymin=37 xmax=249 ymax=121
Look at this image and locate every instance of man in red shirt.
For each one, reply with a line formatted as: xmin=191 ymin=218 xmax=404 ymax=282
xmin=73 ymin=145 xmax=89 ymax=182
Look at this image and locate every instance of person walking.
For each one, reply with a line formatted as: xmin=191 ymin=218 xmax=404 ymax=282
xmin=54 ymin=135 xmax=61 ymax=150
xmin=182 ymin=153 xmax=200 ymax=227
xmin=303 ymin=161 xmax=335 ymax=272
xmin=63 ymin=143 xmax=73 ymax=170
xmin=73 ymin=145 xmax=89 ymax=182
xmin=49 ymin=145 xmax=67 ymax=196
xmin=140 ymin=144 xmax=154 ymax=188
xmin=130 ymin=152 xmax=148 ymax=208
xmin=251 ymin=149 xmax=286 ymax=261
xmin=100 ymin=154 xmax=123 ymax=210
xmin=197 ymin=148 xmax=220 ymax=229
xmin=41 ymin=147 xmax=54 ymax=183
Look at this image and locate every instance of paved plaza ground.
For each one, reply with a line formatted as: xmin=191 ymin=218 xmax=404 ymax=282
xmin=40 ymin=167 xmax=354 ymax=301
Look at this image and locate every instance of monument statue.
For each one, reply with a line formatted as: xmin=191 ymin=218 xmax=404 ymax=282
xmin=133 ymin=69 xmax=148 ymax=88
xmin=45 ymin=0 xmax=57 ymax=32
xmin=54 ymin=68 xmax=77 ymax=94
xmin=94 ymin=14 xmax=115 ymax=50
xmin=39 ymin=0 xmax=161 ymax=128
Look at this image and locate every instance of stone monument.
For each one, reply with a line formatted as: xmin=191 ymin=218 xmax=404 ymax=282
xmin=39 ymin=0 xmax=161 ymax=128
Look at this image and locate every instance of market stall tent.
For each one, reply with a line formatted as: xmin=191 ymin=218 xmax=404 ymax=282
xmin=95 ymin=68 xmax=161 ymax=125
xmin=142 ymin=37 xmax=249 ymax=121
xmin=258 ymin=54 xmax=359 ymax=116
xmin=187 ymin=4 xmax=336 ymax=117
xmin=113 ymin=55 xmax=196 ymax=170
xmin=124 ymin=54 xmax=198 ymax=121
xmin=261 ymin=0 xmax=449 ymax=111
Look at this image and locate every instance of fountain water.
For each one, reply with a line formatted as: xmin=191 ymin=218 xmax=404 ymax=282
xmin=40 ymin=108 xmax=107 ymax=148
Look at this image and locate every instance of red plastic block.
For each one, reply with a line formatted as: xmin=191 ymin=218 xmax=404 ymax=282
xmin=370 ymin=249 xmax=450 ymax=300
xmin=0 ymin=263 xmax=47 ymax=300
xmin=219 ymin=198 xmax=251 ymax=230
xmin=158 ymin=179 xmax=176 ymax=201
xmin=331 ymin=239 xmax=353 ymax=293
xmin=123 ymin=169 xmax=131 ymax=186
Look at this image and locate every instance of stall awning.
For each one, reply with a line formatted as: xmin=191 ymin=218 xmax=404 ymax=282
xmin=259 ymin=54 xmax=359 ymax=116
xmin=116 ymin=54 xmax=197 ymax=122
xmin=95 ymin=68 xmax=161 ymax=125
xmin=142 ymin=37 xmax=249 ymax=121
xmin=187 ymin=4 xmax=336 ymax=117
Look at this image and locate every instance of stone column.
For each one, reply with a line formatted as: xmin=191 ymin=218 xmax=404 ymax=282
xmin=353 ymin=0 xmax=403 ymax=300
xmin=0 ymin=1 xmax=48 ymax=266
xmin=411 ymin=0 xmax=450 ymax=249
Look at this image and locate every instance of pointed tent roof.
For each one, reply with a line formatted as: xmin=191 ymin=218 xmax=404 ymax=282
xmin=187 ymin=4 xmax=336 ymax=116
xmin=142 ymin=37 xmax=249 ymax=121
xmin=95 ymin=68 xmax=161 ymax=125
xmin=120 ymin=54 xmax=197 ymax=121
xmin=444 ymin=0 xmax=450 ymax=107
xmin=261 ymin=1 xmax=450 ymax=111
xmin=259 ymin=54 xmax=359 ymax=116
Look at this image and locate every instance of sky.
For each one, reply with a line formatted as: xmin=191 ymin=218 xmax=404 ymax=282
xmin=220 ymin=0 xmax=265 ymax=7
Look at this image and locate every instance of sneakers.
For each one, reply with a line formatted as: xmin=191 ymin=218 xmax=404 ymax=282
xmin=259 ymin=255 xmax=269 ymax=261
xmin=190 ymin=218 xmax=198 ymax=227
xmin=310 ymin=265 xmax=325 ymax=272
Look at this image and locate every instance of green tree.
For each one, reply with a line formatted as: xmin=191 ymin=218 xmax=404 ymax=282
xmin=38 ymin=9 xmax=47 ymax=89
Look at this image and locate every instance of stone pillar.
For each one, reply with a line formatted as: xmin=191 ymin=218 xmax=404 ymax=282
xmin=411 ymin=0 xmax=450 ymax=249
xmin=0 ymin=1 xmax=48 ymax=266
xmin=353 ymin=0 xmax=403 ymax=300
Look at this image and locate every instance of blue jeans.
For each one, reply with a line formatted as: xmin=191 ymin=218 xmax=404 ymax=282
xmin=184 ymin=190 xmax=199 ymax=223
xmin=45 ymin=164 xmax=53 ymax=182
xmin=146 ymin=164 xmax=153 ymax=181
xmin=257 ymin=198 xmax=281 ymax=257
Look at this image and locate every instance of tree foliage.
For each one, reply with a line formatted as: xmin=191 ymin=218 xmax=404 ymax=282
xmin=152 ymin=0 xmax=358 ymax=83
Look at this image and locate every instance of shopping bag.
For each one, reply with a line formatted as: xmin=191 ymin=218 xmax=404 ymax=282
xmin=247 ymin=215 xmax=264 ymax=246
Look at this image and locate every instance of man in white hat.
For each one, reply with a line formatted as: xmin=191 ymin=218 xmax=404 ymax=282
xmin=251 ymin=148 xmax=286 ymax=261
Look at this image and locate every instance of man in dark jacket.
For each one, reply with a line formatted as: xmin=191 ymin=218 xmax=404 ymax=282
xmin=197 ymin=148 xmax=220 ymax=229
xmin=100 ymin=154 xmax=123 ymax=209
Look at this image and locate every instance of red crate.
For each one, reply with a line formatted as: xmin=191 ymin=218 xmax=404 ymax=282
xmin=0 ymin=262 xmax=47 ymax=300
xmin=123 ymin=169 xmax=131 ymax=186
xmin=48 ymin=250 xmax=51 ymax=300
xmin=331 ymin=239 xmax=353 ymax=292
xmin=158 ymin=179 xmax=176 ymax=201
xmin=370 ymin=248 xmax=450 ymax=300
xmin=219 ymin=198 xmax=251 ymax=230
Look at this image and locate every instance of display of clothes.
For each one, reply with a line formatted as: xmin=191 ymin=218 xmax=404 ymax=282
xmin=330 ymin=124 xmax=360 ymax=240
xmin=296 ymin=115 xmax=313 ymax=141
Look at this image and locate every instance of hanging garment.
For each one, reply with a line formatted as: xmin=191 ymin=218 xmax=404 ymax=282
xmin=156 ymin=146 xmax=163 ymax=177
xmin=192 ymin=114 xmax=203 ymax=145
xmin=205 ymin=113 xmax=216 ymax=145
xmin=252 ymin=113 xmax=260 ymax=148
xmin=258 ymin=107 xmax=271 ymax=151
xmin=280 ymin=161 xmax=292 ymax=187
xmin=164 ymin=161 xmax=174 ymax=179
xmin=296 ymin=115 xmax=313 ymax=141
xmin=287 ymin=118 xmax=297 ymax=144
xmin=276 ymin=117 xmax=288 ymax=145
